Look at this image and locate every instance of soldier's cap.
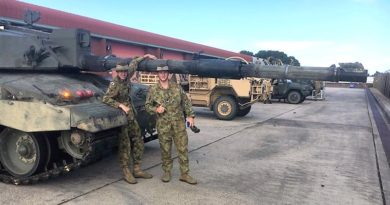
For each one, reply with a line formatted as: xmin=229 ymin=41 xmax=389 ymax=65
xmin=113 ymin=64 xmax=129 ymax=72
xmin=156 ymin=65 xmax=169 ymax=71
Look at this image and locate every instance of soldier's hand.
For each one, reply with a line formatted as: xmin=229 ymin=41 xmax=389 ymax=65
xmin=186 ymin=117 xmax=194 ymax=127
xmin=119 ymin=104 xmax=130 ymax=114
xmin=156 ymin=105 xmax=165 ymax=114
xmin=144 ymin=54 xmax=157 ymax=60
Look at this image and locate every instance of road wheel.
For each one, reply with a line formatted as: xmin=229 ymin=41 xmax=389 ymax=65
xmin=0 ymin=128 xmax=47 ymax=177
xmin=213 ymin=96 xmax=237 ymax=120
xmin=287 ymin=91 xmax=302 ymax=104
xmin=237 ymin=106 xmax=251 ymax=117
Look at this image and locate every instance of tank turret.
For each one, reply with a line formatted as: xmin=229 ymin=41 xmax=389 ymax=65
xmin=0 ymin=19 xmax=128 ymax=71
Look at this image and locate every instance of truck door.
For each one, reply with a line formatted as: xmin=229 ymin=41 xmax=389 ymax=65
xmin=273 ymin=79 xmax=288 ymax=98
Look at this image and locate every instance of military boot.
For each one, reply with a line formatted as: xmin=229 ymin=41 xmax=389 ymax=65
xmin=133 ymin=164 xmax=153 ymax=179
xmin=123 ymin=167 xmax=137 ymax=184
xmin=179 ymin=174 xmax=197 ymax=185
xmin=161 ymin=171 xmax=171 ymax=183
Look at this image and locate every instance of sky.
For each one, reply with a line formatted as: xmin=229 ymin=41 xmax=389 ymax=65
xmin=21 ymin=0 xmax=390 ymax=75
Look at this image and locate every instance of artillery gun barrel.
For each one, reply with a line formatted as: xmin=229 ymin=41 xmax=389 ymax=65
xmin=241 ymin=64 xmax=367 ymax=82
xmin=138 ymin=59 xmax=242 ymax=79
xmin=137 ymin=59 xmax=368 ymax=82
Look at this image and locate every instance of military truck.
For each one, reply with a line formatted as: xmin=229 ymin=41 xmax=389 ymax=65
xmin=0 ymin=11 xmax=368 ymax=185
xmin=271 ymin=79 xmax=314 ymax=104
xmin=140 ymin=73 xmax=263 ymax=120
xmin=188 ymin=76 xmax=263 ymax=120
xmin=140 ymin=57 xmax=271 ymax=120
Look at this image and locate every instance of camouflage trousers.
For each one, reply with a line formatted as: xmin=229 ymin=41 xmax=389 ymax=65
xmin=119 ymin=119 xmax=144 ymax=168
xmin=261 ymin=92 xmax=271 ymax=101
xmin=157 ymin=119 xmax=189 ymax=174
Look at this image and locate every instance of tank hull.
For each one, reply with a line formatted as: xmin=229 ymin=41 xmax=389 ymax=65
xmin=0 ymin=73 xmax=127 ymax=132
xmin=0 ymin=73 xmax=156 ymax=184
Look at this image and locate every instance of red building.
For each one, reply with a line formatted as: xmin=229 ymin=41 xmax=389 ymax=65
xmin=0 ymin=0 xmax=252 ymax=62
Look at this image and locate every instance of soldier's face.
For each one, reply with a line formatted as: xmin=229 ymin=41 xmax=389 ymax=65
xmin=117 ymin=71 xmax=128 ymax=80
xmin=158 ymin=71 xmax=169 ymax=82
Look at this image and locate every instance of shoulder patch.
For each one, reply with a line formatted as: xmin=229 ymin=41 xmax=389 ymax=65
xmin=106 ymin=81 xmax=117 ymax=94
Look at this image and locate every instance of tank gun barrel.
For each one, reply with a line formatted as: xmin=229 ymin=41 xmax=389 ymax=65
xmin=137 ymin=59 xmax=368 ymax=82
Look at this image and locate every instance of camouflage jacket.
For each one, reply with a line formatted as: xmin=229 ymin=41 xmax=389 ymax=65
xmin=102 ymin=56 xmax=145 ymax=119
xmin=145 ymin=81 xmax=195 ymax=122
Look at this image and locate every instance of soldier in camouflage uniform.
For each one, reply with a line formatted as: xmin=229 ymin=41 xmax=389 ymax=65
xmin=145 ymin=65 xmax=197 ymax=185
xmin=261 ymin=79 xmax=273 ymax=104
xmin=102 ymin=54 xmax=156 ymax=184
xmin=314 ymin=81 xmax=322 ymax=97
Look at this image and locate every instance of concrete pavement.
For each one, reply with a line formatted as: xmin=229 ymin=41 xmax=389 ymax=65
xmin=0 ymin=87 xmax=389 ymax=205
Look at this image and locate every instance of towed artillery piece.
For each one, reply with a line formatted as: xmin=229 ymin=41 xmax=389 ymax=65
xmin=0 ymin=12 xmax=367 ymax=185
xmin=135 ymin=57 xmax=367 ymax=119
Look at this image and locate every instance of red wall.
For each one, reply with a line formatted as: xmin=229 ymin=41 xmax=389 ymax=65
xmin=109 ymin=43 xmax=146 ymax=58
xmin=161 ymin=50 xmax=184 ymax=60
xmin=0 ymin=0 xmax=252 ymax=62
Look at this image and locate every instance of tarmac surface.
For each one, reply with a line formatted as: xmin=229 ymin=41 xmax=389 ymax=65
xmin=1 ymin=87 xmax=389 ymax=205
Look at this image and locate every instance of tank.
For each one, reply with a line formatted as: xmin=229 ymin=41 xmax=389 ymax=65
xmin=0 ymin=12 xmax=156 ymax=185
xmin=0 ymin=11 xmax=368 ymax=185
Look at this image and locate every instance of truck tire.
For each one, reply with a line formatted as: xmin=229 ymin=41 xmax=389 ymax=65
xmin=213 ymin=96 xmax=237 ymax=120
xmin=237 ymin=106 xmax=251 ymax=117
xmin=287 ymin=91 xmax=302 ymax=104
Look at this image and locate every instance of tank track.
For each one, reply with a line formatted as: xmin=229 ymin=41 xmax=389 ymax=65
xmin=0 ymin=129 xmax=118 ymax=185
xmin=0 ymin=157 xmax=82 ymax=185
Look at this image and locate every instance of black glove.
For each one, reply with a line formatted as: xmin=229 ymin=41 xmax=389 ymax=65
xmin=190 ymin=125 xmax=200 ymax=133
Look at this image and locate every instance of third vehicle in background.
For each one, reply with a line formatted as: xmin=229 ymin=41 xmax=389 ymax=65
xmin=271 ymin=79 xmax=314 ymax=104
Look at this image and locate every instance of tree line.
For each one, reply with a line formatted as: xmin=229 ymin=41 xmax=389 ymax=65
xmin=240 ymin=50 xmax=300 ymax=66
